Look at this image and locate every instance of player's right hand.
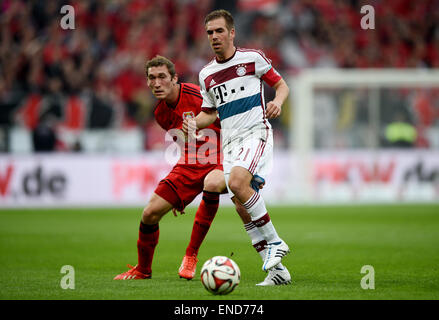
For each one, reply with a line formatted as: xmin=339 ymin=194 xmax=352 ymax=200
xmin=182 ymin=118 xmax=197 ymax=139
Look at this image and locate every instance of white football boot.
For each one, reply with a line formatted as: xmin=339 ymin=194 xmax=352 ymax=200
xmin=256 ymin=264 xmax=291 ymax=286
xmin=262 ymin=240 xmax=290 ymax=271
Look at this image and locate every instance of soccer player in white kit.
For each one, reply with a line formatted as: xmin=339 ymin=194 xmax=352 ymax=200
xmin=183 ymin=9 xmax=291 ymax=286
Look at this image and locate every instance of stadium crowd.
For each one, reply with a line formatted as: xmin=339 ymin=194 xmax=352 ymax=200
xmin=0 ymin=0 xmax=438 ymax=152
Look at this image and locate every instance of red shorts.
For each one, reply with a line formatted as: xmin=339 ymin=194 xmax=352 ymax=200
xmin=154 ymin=163 xmax=223 ymax=211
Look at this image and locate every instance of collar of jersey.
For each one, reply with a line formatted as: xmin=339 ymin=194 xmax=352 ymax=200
xmin=215 ymin=48 xmax=237 ymax=64
xmin=165 ymin=83 xmax=182 ymax=109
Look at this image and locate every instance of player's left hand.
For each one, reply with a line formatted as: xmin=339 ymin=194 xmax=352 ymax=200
xmin=172 ymin=208 xmax=185 ymax=216
xmin=265 ymin=101 xmax=281 ymax=119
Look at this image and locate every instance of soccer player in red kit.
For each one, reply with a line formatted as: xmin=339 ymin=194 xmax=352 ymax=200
xmin=114 ymin=55 xmax=255 ymax=280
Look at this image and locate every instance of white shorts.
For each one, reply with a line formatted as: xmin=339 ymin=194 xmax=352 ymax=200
xmin=223 ymin=129 xmax=273 ymax=196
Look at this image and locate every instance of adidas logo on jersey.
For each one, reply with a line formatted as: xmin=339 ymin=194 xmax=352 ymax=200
xmin=210 ymin=79 xmax=216 ymax=86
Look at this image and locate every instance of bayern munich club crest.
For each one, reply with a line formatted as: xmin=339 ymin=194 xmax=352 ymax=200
xmin=236 ymin=65 xmax=247 ymax=77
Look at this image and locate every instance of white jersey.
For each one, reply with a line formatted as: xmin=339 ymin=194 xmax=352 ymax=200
xmin=199 ymin=48 xmax=282 ymax=147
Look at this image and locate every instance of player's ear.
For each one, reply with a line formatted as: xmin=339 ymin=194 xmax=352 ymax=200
xmin=230 ymin=27 xmax=235 ymax=40
xmin=172 ymin=74 xmax=178 ymax=85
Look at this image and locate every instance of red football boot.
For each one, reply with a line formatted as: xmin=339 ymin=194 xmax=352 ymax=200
xmin=113 ymin=264 xmax=151 ymax=280
xmin=178 ymin=255 xmax=198 ymax=280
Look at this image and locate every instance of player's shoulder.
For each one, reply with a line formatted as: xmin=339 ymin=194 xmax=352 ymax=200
xmin=236 ymin=47 xmax=271 ymax=63
xmin=181 ymin=83 xmax=202 ymax=100
xmin=199 ymin=58 xmax=216 ymax=76
xmin=181 ymin=82 xmax=200 ymax=93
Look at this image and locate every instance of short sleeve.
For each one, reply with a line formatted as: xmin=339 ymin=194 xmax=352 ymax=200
xmin=253 ymin=50 xmax=282 ymax=87
xmin=261 ymin=67 xmax=282 ymax=87
xmin=199 ymin=72 xmax=216 ymax=110
xmin=254 ymin=50 xmax=273 ymax=78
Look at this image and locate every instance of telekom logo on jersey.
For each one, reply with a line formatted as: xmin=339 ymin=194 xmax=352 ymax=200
xmin=162 ymin=128 xmax=271 ymax=166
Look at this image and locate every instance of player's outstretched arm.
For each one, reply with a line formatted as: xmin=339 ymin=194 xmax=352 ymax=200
xmin=265 ymin=78 xmax=290 ymax=119
xmin=182 ymin=110 xmax=218 ymax=135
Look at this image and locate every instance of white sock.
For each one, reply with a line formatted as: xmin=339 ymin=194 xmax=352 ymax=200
xmin=244 ymin=221 xmax=266 ymax=261
xmin=244 ymin=221 xmax=285 ymax=269
xmin=243 ymin=192 xmax=281 ymax=244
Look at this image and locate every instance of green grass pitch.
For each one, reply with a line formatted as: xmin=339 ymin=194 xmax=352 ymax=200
xmin=1 ymin=204 xmax=438 ymax=300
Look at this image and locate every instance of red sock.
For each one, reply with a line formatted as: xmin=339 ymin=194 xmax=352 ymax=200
xmin=185 ymin=191 xmax=219 ymax=256
xmin=137 ymin=222 xmax=159 ymax=274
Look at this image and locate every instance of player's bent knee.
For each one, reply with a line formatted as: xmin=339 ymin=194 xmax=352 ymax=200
xmin=204 ymin=179 xmax=225 ymax=193
xmin=228 ymin=177 xmax=247 ymax=196
xmin=142 ymin=206 xmax=161 ymax=225
xmin=141 ymin=193 xmax=173 ymax=224
xmin=204 ymin=170 xmax=226 ymax=193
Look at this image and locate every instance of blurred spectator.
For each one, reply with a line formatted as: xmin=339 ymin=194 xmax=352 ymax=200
xmin=384 ymin=112 xmax=417 ymax=148
xmin=0 ymin=0 xmax=438 ymax=152
xmin=32 ymin=114 xmax=57 ymax=152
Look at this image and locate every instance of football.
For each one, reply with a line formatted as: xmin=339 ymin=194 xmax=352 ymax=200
xmin=200 ymin=256 xmax=241 ymax=295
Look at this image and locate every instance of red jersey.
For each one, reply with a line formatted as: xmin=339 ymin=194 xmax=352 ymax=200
xmin=154 ymin=83 xmax=221 ymax=165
